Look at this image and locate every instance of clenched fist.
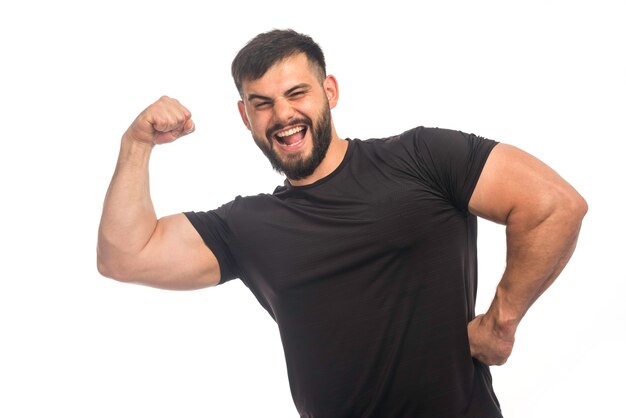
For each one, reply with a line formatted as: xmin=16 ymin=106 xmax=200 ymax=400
xmin=467 ymin=313 xmax=516 ymax=366
xmin=125 ymin=96 xmax=195 ymax=145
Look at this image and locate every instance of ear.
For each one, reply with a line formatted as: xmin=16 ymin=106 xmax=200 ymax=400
xmin=323 ymin=75 xmax=339 ymax=109
xmin=237 ymin=100 xmax=251 ymax=130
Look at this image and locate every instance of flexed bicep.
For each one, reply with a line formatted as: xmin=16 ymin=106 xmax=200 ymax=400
xmin=124 ymin=213 xmax=222 ymax=290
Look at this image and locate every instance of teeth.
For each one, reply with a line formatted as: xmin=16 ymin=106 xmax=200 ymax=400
xmin=276 ymin=126 xmax=305 ymax=137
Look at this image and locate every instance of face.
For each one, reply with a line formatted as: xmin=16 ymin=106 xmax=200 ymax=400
xmin=237 ymin=53 xmax=338 ymax=181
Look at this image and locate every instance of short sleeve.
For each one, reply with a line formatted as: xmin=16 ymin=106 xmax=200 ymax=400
xmin=400 ymin=127 xmax=498 ymax=211
xmin=184 ymin=200 xmax=241 ymax=284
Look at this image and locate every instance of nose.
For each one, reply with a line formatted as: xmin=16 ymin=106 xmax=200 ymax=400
xmin=272 ymin=96 xmax=295 ymax=124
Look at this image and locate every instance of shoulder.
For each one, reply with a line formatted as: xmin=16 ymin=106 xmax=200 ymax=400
xmin=351 ymin=126 xmax=447 ymax=168
xmin=391 ymin=126 xmax=498 ymax=166
xmin=222 ymin=193 xmax=278 ymax=214
xmin=189 ymin=193 xmax=278 ymax=224
xmin=395 ymin=126 xmax=491 ymax=151
xmin=354 ymin=126 xmax=497 ymax=162
xmin=356 ymin=126 xmax=460 ymax=154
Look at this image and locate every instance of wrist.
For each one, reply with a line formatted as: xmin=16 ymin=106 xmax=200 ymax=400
xmin=485 ymin=287 xmax=522 ymax=339
xmin=121 ymin=132 xmax=154 ymax=153
xmin=117 ymin=133 xmax=154 ymax=168
xmin=122 ymin=130 xmax=155 ymax=148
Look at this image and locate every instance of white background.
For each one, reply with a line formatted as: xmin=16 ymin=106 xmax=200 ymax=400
xmin=1 ymin=1 xmax=624 ymax=417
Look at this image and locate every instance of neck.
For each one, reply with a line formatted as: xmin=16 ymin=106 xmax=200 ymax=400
xmin=288 ymin=135 xmax=348 ymax=187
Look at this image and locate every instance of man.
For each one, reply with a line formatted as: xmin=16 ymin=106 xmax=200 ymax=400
xmin=97 ymin=29 xmax=587 ymax=417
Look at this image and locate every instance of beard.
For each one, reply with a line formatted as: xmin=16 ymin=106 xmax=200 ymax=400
xmin=253 ymin=102 xmax=332 ymax=181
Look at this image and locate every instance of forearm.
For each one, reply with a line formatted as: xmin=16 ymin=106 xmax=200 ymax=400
xmin=487 ymin=199 xmax=586 ymax=333
xmin=97 ymin=136 xmax=157 ymax=274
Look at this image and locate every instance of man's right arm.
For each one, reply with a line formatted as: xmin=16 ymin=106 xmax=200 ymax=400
xmin=97 ymin=96 xmax=221 ymax=290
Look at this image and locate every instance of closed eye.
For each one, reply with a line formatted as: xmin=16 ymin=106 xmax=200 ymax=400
xmin=285 ymin=83 xmax=311 ymax=99
xmin=253 ymin=100 xmax=272 ymax=109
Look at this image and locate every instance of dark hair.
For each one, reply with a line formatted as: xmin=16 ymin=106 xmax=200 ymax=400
xmin=231 ymin=29 xmax=326 ymax=97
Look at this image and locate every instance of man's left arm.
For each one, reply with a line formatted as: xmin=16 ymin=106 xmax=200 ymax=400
xmin=467 ymin=143 xmax=588 ymax=366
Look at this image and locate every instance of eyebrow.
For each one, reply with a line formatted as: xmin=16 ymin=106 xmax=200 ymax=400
xmin=246 ymin=83 xmax=312 ymax=102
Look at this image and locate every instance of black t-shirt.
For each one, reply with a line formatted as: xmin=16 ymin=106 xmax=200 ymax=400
xmin=185 ymin=127 xmax=503 ymax=418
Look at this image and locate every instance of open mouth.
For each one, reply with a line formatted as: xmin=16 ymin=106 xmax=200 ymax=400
xmin=274 ymin=125 xmax=308 ymax=148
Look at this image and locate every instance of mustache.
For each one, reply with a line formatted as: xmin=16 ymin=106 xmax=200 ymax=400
xmin=266 ymin=117 xmax=312 ymax=140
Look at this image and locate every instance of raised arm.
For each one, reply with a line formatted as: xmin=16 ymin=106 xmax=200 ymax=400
xmin=97 ymin=96 xmax=220 ymax=290
xmin=467 ymin=143 xmax=587 ymax=365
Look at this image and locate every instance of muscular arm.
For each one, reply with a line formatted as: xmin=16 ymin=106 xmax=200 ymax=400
xmin=467 ymin=143 xmax=587 ymax=365
xmin=97 ymin=96 xmax=220 ymax=290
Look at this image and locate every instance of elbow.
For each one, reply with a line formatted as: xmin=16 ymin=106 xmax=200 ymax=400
xmin=97 ymin=233 xmax=140 ymax=283
xmin=518 ymin=187 xmax=588 ymax=232
xmin=96 ymin=249 xmax=133 ymax=283
xmin=547 ymin=187 xmax=588 ymax=234
xmin=562 ymin=189 xmax=588 ymax=225
xmin=96 ymin=254 xmax=115 ymax=280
